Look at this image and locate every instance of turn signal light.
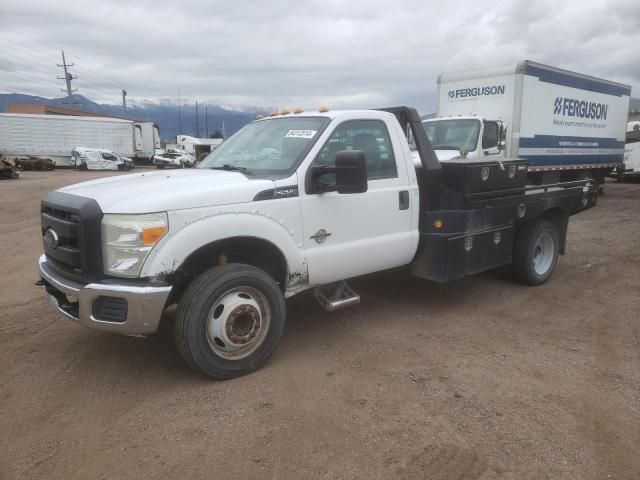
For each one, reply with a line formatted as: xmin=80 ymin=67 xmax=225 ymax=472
xmin=433 ymin=219 xmax=443 ymax=229
xmin=142 ymin=226 xmax=168 ymax=246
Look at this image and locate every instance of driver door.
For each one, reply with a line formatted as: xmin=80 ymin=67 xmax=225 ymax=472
xmin=299 ymin=114 xmax=416 ymax=285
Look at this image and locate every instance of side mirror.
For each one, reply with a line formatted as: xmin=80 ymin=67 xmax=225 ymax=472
xmin=482 ymin=121 xmax=499 ymax=150
xmin=497 ymin=123 xmax=507 ymax=151
xmin=311 ymin=150 xmax=368 ymax=194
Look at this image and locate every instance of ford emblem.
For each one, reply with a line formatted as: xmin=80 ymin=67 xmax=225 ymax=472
xmin=44 ymin=228 xmax=59 ymax=250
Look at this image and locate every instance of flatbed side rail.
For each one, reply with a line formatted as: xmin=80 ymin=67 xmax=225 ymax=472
xmin=524 ymin=179 xmax=594 ymax=194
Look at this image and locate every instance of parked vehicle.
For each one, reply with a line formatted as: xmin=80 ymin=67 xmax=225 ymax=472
xmin=152 ymin=149 xmax=196 ymax=169
xmin=14 ymin=156 xmax=56 ymax=171
xmin=0 ymin=114 xmax=136 ymax=167
xmin=177 ymin=135 xmax=223 ymax=159
xmin=422 ymin=61 xmax=631 ymax=190
xmin=617 ymin=121 xmax=640 ymax=179
xmin=71 ymin=147 xmax=134 ymax=171
xmin=38 ymin=107 xmax=597 ymax=379
xmin=0 ymin=155 xmax=19 ymax=179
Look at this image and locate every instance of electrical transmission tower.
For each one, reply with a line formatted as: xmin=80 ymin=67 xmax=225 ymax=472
xmin=57 ymin=50 xmax=79 ymax=105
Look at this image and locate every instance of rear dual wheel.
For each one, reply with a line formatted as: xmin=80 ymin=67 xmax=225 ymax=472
xmin=175 ymin=264 xmax=286 ymax=379
xmin=512 ymin=219 xmax=560 ymax=286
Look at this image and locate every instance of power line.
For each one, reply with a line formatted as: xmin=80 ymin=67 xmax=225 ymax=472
xmin=0 ymin=24 xmax=189 ymax=105
xmin=0 ymin=39 xmax=129 ymax=94
xmin=0 ymin=54 xmax=135 ymax=102
xmin=0 ymin=65 xmax=60 ymax=84
xmin=0 ymin=27 xmax=160 ymax=97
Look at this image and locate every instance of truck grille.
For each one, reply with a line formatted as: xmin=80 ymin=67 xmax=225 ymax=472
xmin=41 ymin=191 xmax=104 ymax=283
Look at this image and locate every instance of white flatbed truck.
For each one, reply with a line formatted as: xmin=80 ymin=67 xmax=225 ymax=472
xmin=37 ymin=106 xmax=597 ymax=378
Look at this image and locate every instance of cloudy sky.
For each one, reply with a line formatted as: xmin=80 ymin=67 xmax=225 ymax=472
xmin=1 ymin=0 xmax=638 ymax=114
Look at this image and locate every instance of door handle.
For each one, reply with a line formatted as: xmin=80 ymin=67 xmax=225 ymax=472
xmin=399 ymin=190 xmax=409 ymax=210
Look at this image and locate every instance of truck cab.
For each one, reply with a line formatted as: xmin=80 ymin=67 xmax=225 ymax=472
xmin=421 ymin=115 xmax=506 ymax=161
xmin=39 ymin=107 xmax=596 ymax=379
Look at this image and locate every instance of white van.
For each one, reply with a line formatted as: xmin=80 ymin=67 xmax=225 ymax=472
xmin=71 ymin=147 xmax=134 ymax=171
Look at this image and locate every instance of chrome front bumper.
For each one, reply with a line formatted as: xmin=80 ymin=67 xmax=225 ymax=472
xmin=38 ymin=254 xmax=172 ymax=335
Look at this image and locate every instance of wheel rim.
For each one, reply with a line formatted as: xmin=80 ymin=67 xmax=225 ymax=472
xmin=532 ymin=232 xmax=555 ymax=276
xmin=206 ymin=287 xmax=271 ymax=360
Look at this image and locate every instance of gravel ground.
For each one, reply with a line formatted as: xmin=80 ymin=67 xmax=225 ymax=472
xmin=1 ymin=170 xmax=639 ymax=480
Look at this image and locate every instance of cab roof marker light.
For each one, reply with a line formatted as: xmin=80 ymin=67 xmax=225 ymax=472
xmin=294 ymin=106 xmax=303 ymax=114
xmin=269 ymin=111 xmax=279 ymax=117
xmin=256 ymin=114 xmax=264 ymax=120
xmin=281 ymin=108 xmax=290 ymax=115
xmin=318 ymin=106 xmax=329 ymax=113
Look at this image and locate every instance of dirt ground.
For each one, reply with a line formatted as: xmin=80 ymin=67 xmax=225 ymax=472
xmin=1 ymin=170 xmax=639 ymax=480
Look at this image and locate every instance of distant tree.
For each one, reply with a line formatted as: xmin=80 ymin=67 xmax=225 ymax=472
xmin=210 ymin=129 xmax=224 ymax=139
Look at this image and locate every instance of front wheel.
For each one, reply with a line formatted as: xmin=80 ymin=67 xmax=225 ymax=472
xmin=175 ymin=264 xmax=286 ymax=379
xmin=512 ymin=219 xmax=560 ymax=286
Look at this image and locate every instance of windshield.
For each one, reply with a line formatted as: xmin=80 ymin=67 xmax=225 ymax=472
xmin=197 ymin=116 xmax=330 ymax=176
xmin=422 ymin=119 xmax=481 ymax=151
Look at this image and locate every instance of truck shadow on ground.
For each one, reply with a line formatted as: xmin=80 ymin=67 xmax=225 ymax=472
xmin=64 ymin=266 xmax=516 ymax=383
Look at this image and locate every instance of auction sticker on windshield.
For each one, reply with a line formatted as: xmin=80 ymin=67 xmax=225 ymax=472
xmin=285 ymin=129 xmax=317 ymax=139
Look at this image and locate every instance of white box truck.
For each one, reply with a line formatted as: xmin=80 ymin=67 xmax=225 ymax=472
xmin=422 ymin=61 xmax=631 ymax=189
xmin=0 ymin=114 xmax=136 ymax=167
xmin=619 ymin=121 xmax=640 ymax=179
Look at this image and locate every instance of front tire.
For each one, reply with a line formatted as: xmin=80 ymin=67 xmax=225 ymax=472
xmin=512 ymin=219 xmax=560 ymax=286
xmin=175 ymin=264 xmax=286 ymax=379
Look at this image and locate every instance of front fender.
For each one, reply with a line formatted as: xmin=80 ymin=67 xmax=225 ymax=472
xmin=140 ymin=209 xmax=308 ymax=292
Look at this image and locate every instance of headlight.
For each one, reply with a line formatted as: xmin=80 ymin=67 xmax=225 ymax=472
xmin=102 ymin=213 xmax=168 ymax=277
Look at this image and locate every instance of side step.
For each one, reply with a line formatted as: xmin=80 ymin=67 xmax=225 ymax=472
xmin=314 ymin=281 xmax=360 ymax=312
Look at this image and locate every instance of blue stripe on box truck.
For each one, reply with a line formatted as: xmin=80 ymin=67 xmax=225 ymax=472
xmin=522 ymin=154 xmax=622 ymax=167
xmin=523 ymin=64 xmax=631 ymax=97
xmin=520 ymin=135 xmax=625 ymax=149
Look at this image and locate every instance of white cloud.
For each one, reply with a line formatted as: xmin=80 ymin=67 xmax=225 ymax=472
xmin=0 ymin=0 xmax=638 ymax=113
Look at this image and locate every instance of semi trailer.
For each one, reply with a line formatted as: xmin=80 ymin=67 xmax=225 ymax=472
xmin=0 ymin=114 xmax=159 ymax=166
xmin=37 ymin=106 xmax=597 ymax=379
xmin=422 ymin=61 xmax=631 ymax=189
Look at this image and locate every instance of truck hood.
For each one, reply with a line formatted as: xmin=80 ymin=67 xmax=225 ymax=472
xmin=59 ymin=169 xmax=275 ymax=213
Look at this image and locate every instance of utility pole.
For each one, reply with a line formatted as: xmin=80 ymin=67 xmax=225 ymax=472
xmin=178 ymin=89 xmax=182 ymax=136
xmin=205 ymin=106 xmax=209 ymax=138
xmin=195 ymin=101 xmax=200 ymax=137
xmin=222 ymin=120 xmax=226 ymax=139
xmin=122 ymin=89 xmax=127 ymax=112
xmin=57 ymin=50 xmax=78 ymax=105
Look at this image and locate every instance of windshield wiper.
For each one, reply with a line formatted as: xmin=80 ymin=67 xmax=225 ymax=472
xmin=210 ymin=164 xmax=251 ymax=174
